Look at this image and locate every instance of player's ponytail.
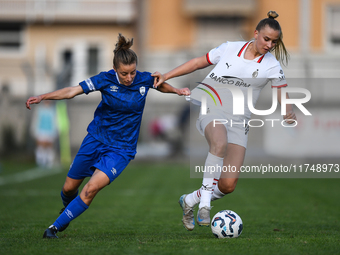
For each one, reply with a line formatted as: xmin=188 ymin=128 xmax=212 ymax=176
xmin=113 ymin=33 xmax=138 ymax=68
xmin=256 ymin=11 xmax=289 ymax=66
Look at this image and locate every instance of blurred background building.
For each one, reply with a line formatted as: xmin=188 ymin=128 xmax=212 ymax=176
xmin=0 ymin=0 xmax=339 ymax=162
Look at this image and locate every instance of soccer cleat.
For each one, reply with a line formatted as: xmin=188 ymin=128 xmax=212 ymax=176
xmin=178 ymin=194 xmax=195 ymax=231
xmin=57 ymin=207 xmax=69 ymax=232
xmin=197 ymin=206 xmax=211 ymax=226
xmin=43 ymin=225 xmax=58 ymax=239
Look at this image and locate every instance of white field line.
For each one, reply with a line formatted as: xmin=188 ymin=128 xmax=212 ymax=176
xmin=0 ymin=167 xmax=63 ymax=186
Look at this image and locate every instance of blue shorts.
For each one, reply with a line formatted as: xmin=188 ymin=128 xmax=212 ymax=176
xmin=67 ymin=133 xmax=133 ymax=183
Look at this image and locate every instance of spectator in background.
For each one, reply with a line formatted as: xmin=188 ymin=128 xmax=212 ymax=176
xmin=31 ymin=100 xmax=58 ymax=168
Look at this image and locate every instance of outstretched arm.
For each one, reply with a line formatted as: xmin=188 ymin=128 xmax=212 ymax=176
xmin=156 ymin=82 xmax=190 ymax=96
xmin=152 ymin=55 xmax=210 ymax=88
xmin=277 ymin=88 xmax=297 ymax=124
xmin=26 ymin=85 xmax=84 ymax=110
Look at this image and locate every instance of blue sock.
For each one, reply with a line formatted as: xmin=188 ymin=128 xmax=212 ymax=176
xmin=61 ymin=190 xmax=78 ymax=207
xmin=53 ymin=196 xmax=89 ymax=231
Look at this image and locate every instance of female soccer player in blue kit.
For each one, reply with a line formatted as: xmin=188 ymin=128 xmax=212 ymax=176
xmin=26 ymin=34 xmax=190 ymax=239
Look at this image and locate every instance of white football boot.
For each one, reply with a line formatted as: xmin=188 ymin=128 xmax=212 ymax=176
xmin=197 ymin=206 xmax=210 ymax=226
xmin=178 ymin=194 xmax=195 ymax=231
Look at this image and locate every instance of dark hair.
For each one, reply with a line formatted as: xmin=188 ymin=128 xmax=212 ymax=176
xmin=113 ymin=33 xmax=138 ymax=68
xmin=256 ymin=11 xmax=289 ymax=65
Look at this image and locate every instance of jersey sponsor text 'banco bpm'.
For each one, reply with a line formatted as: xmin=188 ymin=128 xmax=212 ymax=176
xmin=190 ymin=41 xmax=287 ymax=120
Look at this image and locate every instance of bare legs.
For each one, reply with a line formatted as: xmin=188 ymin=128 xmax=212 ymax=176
xmin=185 ymin=121 xmax=246 ymax=207
xmin=205 ymin=121 xmax=245 ymax=196
xmin=62 ymin=169 xmax=110 ymax=206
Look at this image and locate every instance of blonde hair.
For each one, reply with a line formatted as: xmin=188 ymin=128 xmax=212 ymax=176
xmin=256 ymin=11 xmax=289 ymax=66
xmin=113 ymin=33 xmax=138 ymax=68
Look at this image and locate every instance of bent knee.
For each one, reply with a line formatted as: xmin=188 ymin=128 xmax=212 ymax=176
xmin=62 ymin=184 xmax=78 ymax=196
xmin=210 ymin=140 xmax=228 ymax=157
xmin=62 ymin=177 xmax=83 ymax=196
xmin=82 ymin=182 xmax=100 ymax=198
xmin=218 ymin=180 xmax=237 ymax=194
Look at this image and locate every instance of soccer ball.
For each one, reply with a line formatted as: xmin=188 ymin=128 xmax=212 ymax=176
xmin=211 ymin=210 xmax=243 ymax=238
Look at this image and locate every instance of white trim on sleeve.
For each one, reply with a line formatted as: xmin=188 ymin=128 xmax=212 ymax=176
xmin=85 ymin=78 xmax=95 ymax=91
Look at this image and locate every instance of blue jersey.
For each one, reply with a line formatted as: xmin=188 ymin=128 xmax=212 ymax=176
xmin=79 ymin=69 xmax=154 ymax=156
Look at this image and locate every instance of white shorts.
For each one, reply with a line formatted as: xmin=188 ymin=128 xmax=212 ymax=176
xmin=196 ymin=108 xmax=249 ymax=149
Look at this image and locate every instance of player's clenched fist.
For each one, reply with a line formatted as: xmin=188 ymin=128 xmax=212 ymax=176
xmin=177 ymin=88 xmax=191 ymax=96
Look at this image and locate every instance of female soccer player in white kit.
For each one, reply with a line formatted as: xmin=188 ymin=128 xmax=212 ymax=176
xmin=152 ymin=11 xmax=297 ymax=230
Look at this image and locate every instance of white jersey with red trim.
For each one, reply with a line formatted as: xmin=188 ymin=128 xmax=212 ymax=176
xmin=190 ymin=41 xmax=287 ymax=120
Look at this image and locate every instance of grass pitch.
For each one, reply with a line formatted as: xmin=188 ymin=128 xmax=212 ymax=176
xmin=0 ymin=158 xmax=339 ymax=255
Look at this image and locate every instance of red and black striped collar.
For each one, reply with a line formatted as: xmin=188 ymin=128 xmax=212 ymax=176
xmin=237 ymin=41 xmax=265 ymax=63
xmin=237 ymin=42 xmax=250 ymax=57
xmin=257 ymin=54 xmax=265 ymax=63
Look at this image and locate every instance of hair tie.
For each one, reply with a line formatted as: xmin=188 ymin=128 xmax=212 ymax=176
xmin=267 ymin=11 xmax=279 ymax=19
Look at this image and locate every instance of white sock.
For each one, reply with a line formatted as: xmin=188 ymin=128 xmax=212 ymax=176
xmin=185 ymin=189 xmax=201 ymax=207
xmin=35 ymin=146 xmax=45 ymax=167
xmin=185 ymin=178 xmax=222 ymax=207
xmin=45 ymin=147 xmax=55 ymax=168
xmin=211 ymin=183 xmax=226 ymax=201
xmin=185 ymin=175 xmax=219 ymax=207
xmin=199 ymin=152 xmax=223 ymax=209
